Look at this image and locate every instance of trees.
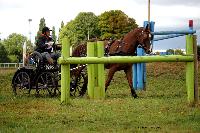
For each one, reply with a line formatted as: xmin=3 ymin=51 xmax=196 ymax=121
xmin=59 ymin=12 xmax=99 ymax=46
xmin=36 ymin=17 xmax=46 ymax=40
xmin=3 ymin=33 xmax=27 ymax=62
xmin=59 ymin=10 xmax=138 ymax=46
xmin=59 ymin=21 xmax=64 ymax=33
xmin=166 ymin=49 xmax=184 ymax=55
xmin=98 ymin=10 xmax=138 ymax=39
xmin=0 ymin=41 xmax=9 ymax=63
xmin=52 ymin=26 xmax=57 ymax=42
xmin=174 ymin=49 xmax=184 ymax=55
xmin=58 ymin=21 xmax=65 ymax=43
xmin=166 ymin=49 xmax=174 ymax=55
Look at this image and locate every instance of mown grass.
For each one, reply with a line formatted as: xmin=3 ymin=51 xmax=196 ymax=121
xmin=0 ymin=63 xmax=200 ymax=132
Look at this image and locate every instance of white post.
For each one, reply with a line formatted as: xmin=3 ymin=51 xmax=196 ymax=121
xmin=23 ymin=42 xmax=27 ymax=67
xmin=70 ymin=46 xmax=73 ymax=56
xmin=148 ymin=0 xmax=150 ymax=22
xmin=88 ymin=29 xmax=90 ymax=40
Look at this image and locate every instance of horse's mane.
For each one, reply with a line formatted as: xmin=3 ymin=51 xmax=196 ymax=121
xmin=124 ymin=27 xmax=143 ymax=37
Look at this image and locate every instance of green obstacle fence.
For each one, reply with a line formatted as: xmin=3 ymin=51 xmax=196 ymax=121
xmin=60 ymin=38 xmax=70 ymax=104
xmin=59 ymin=35 xmax=198 ymax=105
xmin=87 ymin=41 xmax=105 ymax=99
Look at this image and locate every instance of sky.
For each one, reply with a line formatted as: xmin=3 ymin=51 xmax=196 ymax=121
xmin=0 ymin=0 xmax=200 ymax=50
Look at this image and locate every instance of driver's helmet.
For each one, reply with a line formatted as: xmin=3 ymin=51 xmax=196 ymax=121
xmin=42 ymin=27 xmax=52 ymax=34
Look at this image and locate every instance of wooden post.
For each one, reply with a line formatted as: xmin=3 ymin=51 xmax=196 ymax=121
xmin=87 ymin=41 xmax=105 ymax=99
xmin=97 ymin=41 xmax=105 ymax=99
xmin=193 ymin=35 xmax=199 ymax=104
xmin=186 ymin=35 xmax=195 ymax=104
xmin=93 ymin=42 xmax=99 ymax=98
xmin=87 ymin=41 xmax=95 ymax=99
xmin=61 ymin=38 xmax=70 ymax=104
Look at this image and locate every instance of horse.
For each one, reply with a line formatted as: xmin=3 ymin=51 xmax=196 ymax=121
xmin=72 ymin=26 xmax=152 ymax=98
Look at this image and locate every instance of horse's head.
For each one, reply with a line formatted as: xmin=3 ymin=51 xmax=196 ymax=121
xmin=136 ymin=26 xmax=152 ymax=54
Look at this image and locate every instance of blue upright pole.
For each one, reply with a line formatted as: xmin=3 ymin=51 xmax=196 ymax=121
xmin=136 ymin=21 xmax=150 ymax=90
xmin=133 ymin=21 xmax=154 ymax=90
xmin=136 ymin=47 xmax=144 ymax=90
xmin=133 ymin=64 xmax=137 ymax=89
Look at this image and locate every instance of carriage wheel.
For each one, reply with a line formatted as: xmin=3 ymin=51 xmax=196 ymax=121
xmin=12 ymin=71 xmax=31 ymax=96
xmin=35 ymin=72 xmax=56 ymax=97
xmin=70 ymin=66 xmax=88 ymax=97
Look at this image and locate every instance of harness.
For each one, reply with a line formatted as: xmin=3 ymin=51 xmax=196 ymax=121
xmin=106 ymin=40 xmax=136 ymax=56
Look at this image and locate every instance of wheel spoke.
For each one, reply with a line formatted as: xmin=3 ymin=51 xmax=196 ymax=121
xmin=40 ymin=76 xmax=45 ymax=85
xmin=17 ymin=76 xmax=21 ymax=83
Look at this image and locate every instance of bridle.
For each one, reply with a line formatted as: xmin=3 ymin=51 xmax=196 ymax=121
xmin=137 ymin=29 xmax=152 ymax=53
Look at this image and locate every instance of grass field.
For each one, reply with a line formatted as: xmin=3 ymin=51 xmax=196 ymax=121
xmin=0 ymin=63 xmax=200 ymax=132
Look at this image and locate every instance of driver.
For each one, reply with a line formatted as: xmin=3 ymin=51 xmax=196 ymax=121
xmin=35 ymin=27 xmax=60 ymax=64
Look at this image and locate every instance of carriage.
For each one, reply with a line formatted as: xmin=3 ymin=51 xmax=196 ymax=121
xmin=11 ymin=50 xmax=88 ymax=97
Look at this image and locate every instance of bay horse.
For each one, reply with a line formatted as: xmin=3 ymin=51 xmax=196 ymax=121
xmin=72 ymin=26 xmax=152 ymax=98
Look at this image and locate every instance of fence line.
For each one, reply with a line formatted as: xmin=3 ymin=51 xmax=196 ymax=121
xmin=59 ymin=35 xmax=197 ymax=105
xmin=0 ymin=63 xmax=23 ymax=68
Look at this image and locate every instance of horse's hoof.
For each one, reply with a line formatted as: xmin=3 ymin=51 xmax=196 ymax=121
xmin=132 ymin=94 xmax=138 ymax=98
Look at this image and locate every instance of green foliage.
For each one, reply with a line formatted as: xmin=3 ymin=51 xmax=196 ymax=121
xmin=7 ymin=55 xmax=18 ymax=62
xmin=166 ymin=49 xmax=184 ymax=55
xmin=26 ymin=40 xmax=34 ymax=53
xmin=0 ymin=41 xmax=9 ymax=63
xmin=175 ymin=49 xmax=184 ymax=55
xmin=166 ymin=49 xmax=174 ymax=55
xmin=98 ymin=10 xmax=138 ymax=39
xmin=58 ymin=21 xmax=65 ymax=43
xmin=51 ymin=26 xmax=57 ymax=42
xmin=59 ymin=20 xmax=74 ymax=45
xmin=155 ymin=52 xmax=160 ymax=55
xmin=59 ymin=21 xmax=64 ymax=33
xmin=3 ymin=33 xmax=27 ymax=62
xmin=59 ymin=12 xmax=99 ymax=46
xmin=59 ymin=10 xmax=138 ymax=46
xmin=36 ymin=17 xmax=46 ymax=40
xmin=39 ymin=17 xmax=46 ymax=33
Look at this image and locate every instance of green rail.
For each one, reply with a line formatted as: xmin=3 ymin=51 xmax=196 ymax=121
xmin=59 ymin=55 xmax=194 ymax=64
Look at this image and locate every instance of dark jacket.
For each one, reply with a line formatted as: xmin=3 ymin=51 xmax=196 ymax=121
xmin=35 ymin=34 xmax=53 ymax=53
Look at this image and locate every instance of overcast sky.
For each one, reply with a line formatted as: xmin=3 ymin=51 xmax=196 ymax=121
xmin=0 ymin=0 xmax=200 ymax=49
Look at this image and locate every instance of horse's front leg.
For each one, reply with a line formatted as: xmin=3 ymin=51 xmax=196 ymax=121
xmin=124 ymin=66 xmax=138 ymax=98
xmin=105 ymin=65 xmax=118 ymax=91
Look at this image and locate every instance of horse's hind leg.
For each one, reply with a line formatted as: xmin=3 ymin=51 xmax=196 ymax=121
xmin=124 ymin=66 xmax=138 ymax=98
xmin=105 ymin=66 xmax=118 ymax=91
